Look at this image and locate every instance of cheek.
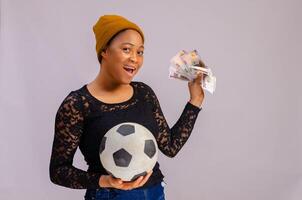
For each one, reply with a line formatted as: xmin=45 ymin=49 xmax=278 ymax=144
xmin=112 ymin=55 xmax=128 ymax=71
xmin=116 ymin=52 xmax=130 ymax=63
xmin=138 ymin=57 xmax=144 ymax=66
xmin=109 ymin=53 xmax=127 ymax=67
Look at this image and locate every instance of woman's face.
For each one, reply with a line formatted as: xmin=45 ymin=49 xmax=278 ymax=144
xmin=101 ymin=29 xmax=144 ymax=84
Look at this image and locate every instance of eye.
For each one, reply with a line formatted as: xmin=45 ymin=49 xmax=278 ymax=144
xmin=137 ymin=51 xmax=144 ymax=56
xmin=122 ymin=47 xmax=130 ymax=53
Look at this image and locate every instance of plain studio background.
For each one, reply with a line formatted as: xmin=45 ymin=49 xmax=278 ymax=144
xmin=0 ymin=0 xmax=301 ymax=199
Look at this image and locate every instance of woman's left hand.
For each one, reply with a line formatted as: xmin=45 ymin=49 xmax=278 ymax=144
xmin=100 ymin=170 xmax=153 ymax=190
xmin=188 ymin=72 xmax=205 ymax=108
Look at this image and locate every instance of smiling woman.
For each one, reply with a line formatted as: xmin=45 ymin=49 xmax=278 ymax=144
xmin=98 ymin=33 xmax=145 ymax=75
xmin=49 ymin=14 xmax=204 ymax=200
xmin=98 ymin=29 xmax=144 ymax=84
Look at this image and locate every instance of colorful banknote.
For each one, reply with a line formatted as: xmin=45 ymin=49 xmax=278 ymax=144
xmin=169 ymin=49 xmax=216 ymax=94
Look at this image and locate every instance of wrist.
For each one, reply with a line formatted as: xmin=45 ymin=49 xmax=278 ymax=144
xmin=189 ymin=98 xmax=203 ymax=108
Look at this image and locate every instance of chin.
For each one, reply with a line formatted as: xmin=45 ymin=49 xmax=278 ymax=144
xmin=118 ymin=78 xmax=132 ymax=85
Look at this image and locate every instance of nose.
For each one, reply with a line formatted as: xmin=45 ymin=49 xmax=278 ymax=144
xmin=129 ymin=52 xmax=138 ymax=63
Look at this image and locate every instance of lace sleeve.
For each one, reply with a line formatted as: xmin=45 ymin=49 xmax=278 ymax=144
xmin=144 ymin=84 xmax=202 ymax=158
xmin=49 ymin=91 xmax=101 ymax=189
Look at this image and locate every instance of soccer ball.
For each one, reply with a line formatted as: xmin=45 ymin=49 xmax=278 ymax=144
xmin=99 ymin=122 xmax=158 ymax=181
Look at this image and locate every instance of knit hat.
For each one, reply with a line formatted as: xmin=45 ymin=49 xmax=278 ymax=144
xmin=93 ymin=14 xmax=145 ymax=56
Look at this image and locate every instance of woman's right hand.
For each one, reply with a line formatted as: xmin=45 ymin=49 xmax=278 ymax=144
xmin=99 ymin=170 xmax=153 ymax=190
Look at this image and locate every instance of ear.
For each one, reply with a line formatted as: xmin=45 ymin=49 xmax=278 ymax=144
xmin=100 ymin=47 xmax=109 ymax=60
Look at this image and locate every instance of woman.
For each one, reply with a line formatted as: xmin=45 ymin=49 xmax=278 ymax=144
xmin=49 ymin=14 xmax=204 ymax=200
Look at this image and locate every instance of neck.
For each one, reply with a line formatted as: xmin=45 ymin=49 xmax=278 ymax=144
xmin=91 ymin=68 xmax=128 ymax=92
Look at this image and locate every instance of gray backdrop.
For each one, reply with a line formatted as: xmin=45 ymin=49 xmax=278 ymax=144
xmin=1 ymin=0 xmax=301 ymax=199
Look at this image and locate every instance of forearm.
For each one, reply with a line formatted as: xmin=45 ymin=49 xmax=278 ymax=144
xmin=49 ymin=163 xmax=101 ymax=189
xmin=158 ymin=101 xmax=201 ymax=157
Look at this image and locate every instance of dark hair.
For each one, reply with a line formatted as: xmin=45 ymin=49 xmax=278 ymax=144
xmin=97 ymin=29 xmax=129 ymax=64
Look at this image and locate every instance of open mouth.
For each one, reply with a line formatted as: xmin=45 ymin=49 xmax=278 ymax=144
xmin=123 ymin=66 xmax=136 ymax=75
xmin=124 ymin=68 xmax=134 ymax=73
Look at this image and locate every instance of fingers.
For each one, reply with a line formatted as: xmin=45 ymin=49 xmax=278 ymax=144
xmin=122 ymin=173 xmax=146 ymax=190
xmin=108 ymin=171 xmax=153 ymax=190
xmin=130 ymin=176 xmax=144 ymax=189
xmin=118 ymin=177 xmax=142 ymax=190
xmin=108 ymin=175 xmax=123 ymax=188
xmin=192 ymin=72 xmax=203 ymax=84
xmin=199 ymin=59 xmax=206 ymax=68
xmin=188 ymin=73 xmax=203 ymax=86
xmin=137 ymin=170 xmax=153 ymax=187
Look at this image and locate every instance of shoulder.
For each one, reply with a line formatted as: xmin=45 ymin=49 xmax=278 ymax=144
xmin=132 ymin=81 xmax=155 ymax=93
xmin=63 ymin=89 xmax=83 ymax=104
xmin=131 ymin=81 xmax=159 ymax=104
xmin=57 ymin=86 xmax=86 ymax=113
xmin=55 ymin=88 xmax=86 ymax=125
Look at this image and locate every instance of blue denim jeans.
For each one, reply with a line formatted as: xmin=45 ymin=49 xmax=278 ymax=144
xmin=84 ymin=181 xmax=165 ymax=200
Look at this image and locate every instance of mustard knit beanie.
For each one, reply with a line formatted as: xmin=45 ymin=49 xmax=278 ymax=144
xmin=93 ymin=14 xmax=145 ymax=56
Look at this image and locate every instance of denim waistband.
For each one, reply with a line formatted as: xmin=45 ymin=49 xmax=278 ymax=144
xmin=84 ymin=181 xmax=165 ymax=200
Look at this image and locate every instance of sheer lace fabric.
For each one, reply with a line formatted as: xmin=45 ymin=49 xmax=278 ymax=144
xmin=49 ymin=82 xmax=201 ymax=189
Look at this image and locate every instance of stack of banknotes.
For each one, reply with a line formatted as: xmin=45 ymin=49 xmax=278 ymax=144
xmin=168 ymin=49 xmax=216 ymax=94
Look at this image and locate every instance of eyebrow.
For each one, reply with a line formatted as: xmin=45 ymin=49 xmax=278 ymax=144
xmin=121 ymin=42 xmax=144 ymax=48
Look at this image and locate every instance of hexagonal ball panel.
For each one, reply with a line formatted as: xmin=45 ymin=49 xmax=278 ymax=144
xmin=113 ymin=148 xmax=132 ymax=167
xmin=131 ymin=171 xmax=147 ymax=181
xmin=144 ymin=139 xmax=156 ymax=158
xmin=116 ymin=124 xmax=135 ymax=136
xmin=99 ymin=137 xmax=106 ymax=154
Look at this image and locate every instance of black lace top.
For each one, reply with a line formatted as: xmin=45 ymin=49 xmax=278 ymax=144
xmin=49 ymin=81 xmax=201 ymax=189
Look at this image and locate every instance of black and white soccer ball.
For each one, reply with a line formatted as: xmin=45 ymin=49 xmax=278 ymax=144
xmin=99 ymin=122 xmax=158 ymax=181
